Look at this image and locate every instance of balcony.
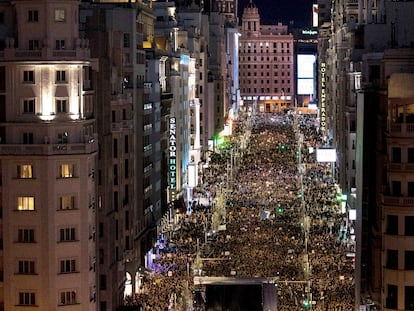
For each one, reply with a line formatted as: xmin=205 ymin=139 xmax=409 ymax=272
xmin=143 ymin=163 xmax=153 ymax=177
xmin=383 ymin=266 xmax=414 ymax=285
xmin=143 ymin=144 xmax=152 ymax=155
xmin=0 ymin=140 xmax=98 ymax=156
xmin=143 ymin=124 xmax=153 ymax=135
xmin=1 ymin=46 xmax=90 ymax=61
xmin=384 ymin=234 xmax=414 ymax=250
xmin=381 ymin=194 xmax=414 ymax=207
xmin=143 ymin=102 xmax=153 ymax=115
xmin=111 ymin=93 xmax=132 ymax=105
xmin=387 ymin=163 xmax=414 ymax=172
xmin=389 ymin=123 xmax=414 ymax=137
xmin=111 ymin=120 xmax=133 ymax=132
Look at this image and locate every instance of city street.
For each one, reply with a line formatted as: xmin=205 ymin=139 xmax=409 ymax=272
xmin=124 ymin=110 xmax=355 ymax=311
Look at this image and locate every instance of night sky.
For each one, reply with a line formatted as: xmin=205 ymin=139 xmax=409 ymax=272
xmin=237 ymin=0 xmax=314 ymax=28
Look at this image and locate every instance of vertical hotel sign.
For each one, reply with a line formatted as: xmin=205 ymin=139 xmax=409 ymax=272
xmin=320 ymin=62 xmax=326 ymax=132
xmin=169 ymin=117 xmax=177 ymax=201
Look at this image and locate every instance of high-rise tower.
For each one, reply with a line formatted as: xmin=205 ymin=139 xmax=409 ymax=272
xmin=0 ymin=0 xmax=97 ymax=309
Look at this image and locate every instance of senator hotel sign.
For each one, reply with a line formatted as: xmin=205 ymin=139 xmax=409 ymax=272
xmin=169 ymin=117 xmax=177 ymax=200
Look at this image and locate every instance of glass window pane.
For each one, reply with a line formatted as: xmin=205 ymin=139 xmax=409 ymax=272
xmin=406 ymin=216 xmax=414 ymax=236
xmin=386 ymin=215 xmax=398 ymax=235
xmin=17 ymin=197 xmax=35 ymax=210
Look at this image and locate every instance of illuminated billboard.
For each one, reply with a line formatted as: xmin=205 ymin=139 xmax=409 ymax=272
xmin=169 ymin=117 xmax=177 ymax=200
xmin=312 ymin=4 xmax=318 ymax=27
xmin=316 ymin=148 xmax=337 ymax=162
xmin=297 ymin=54 xmax=316 ymax=95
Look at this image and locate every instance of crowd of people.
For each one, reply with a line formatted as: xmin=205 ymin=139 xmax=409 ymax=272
xmin=123 ymin=109 xmax=355 ymax=311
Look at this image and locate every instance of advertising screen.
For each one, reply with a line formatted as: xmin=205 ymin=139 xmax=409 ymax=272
xmin=297 ymin=54 xmax=316 ymax=95
xmin=316 ymin=148 xmax=337 ymax=162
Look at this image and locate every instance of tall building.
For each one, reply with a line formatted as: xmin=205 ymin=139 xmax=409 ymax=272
xmin=319 ymin=0 xmax=414 ymax=309
xmin=0 ymin=0 xmax=242 ymax=310
xmin=215 ymin=0 xmax=238 ymax=23
xmin=79 ymin=1 xmax=162 ymax=309
xmin=239 ymin=1 xmax=294 ymax=112
xmin=0 ymin=0 xmax=97 ymax=309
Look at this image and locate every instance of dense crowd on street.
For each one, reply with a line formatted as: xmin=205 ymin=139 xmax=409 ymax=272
xmin=122 ymin=110 xmax=355 ymax=311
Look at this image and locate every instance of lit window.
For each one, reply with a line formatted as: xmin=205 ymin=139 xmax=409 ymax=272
xmin=23 ymin=99 xmax=35 ymax=114
xmin=54 ymin=9 xmax=65 ymax=22
xmin=17 ymin=196 xmax=35 ymax=211
xmin=59 ymin=195 xmax=75 ymax=210
xmin=60 ymin=164 xmax=74 ymax=178
xmin=18 ymin=229 xmax=35 ymax=243
xmin=18 ymin=260 xmax=35 ymax=274
xmin=19 ymin=292 xmax=36 ymax=306
xmin=18 ymin=164 xmax=33 ymax=178
xmin=60 ymin=290 xmax=77 ymax=305
xmin=60 ymin=259 xmax=76 ymax=273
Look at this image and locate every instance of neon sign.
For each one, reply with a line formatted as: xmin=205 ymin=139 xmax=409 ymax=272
xmin=169 ymin=117 xmax=177 ymax=200
xmin=320 ymin=63 xmax=326 ymax=132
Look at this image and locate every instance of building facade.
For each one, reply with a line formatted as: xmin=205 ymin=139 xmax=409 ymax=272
xmin=0 ymin=0 xmax=97 ymax=309
xmin=0 ymin=0 xmax=237 ymax=310
xmin=80 ymin=1 xmax=164 ymax=309
xmin=318 ymin=0 xmax=414 ymax=309
xmin=239 ymin=1 xmax=294 ymax=113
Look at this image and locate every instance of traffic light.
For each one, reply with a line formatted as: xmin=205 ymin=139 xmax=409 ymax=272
xmin=303 ymin=300 xmax=310 ymax=308
xmin=280 ymin=144 xmax=285 ymax=151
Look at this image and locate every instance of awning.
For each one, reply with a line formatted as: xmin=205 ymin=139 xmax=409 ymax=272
xmin=55 ymin=85 xmax=68 ymax=97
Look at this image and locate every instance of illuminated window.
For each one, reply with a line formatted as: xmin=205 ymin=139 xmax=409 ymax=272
xmin=18 ymin=164 xmax=33 ymax=178
xmin=23 ymin=71 xmax=34 ymax=83
xmin=56 ymin=99 xmax=67 ymax=113
xmin=60 ymin=164 xmax=74 ymax=178
xmin=23 ymin=99 xmax=35 ymax=113
xmin=27 ymin=10 xmax=38 ymax=22
xmin=17 ymin=196 xmax=35 ymax=211
xmin=60 ymin=291 xmax=77 ymax=305
xmin=18 ymin=260 xmax=35 ymax=274
xmin=19 ymin=292 xmax=36 ymax=306
xmin=59 ymin=195 xmax=75 ymax=210
xmin=54 ymin=9 xmax=65 ymax=22
xmin=60 ymin=259 xmax=76 ymax=273
xmin=18 ymin=229 xmax=35 ymax=242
